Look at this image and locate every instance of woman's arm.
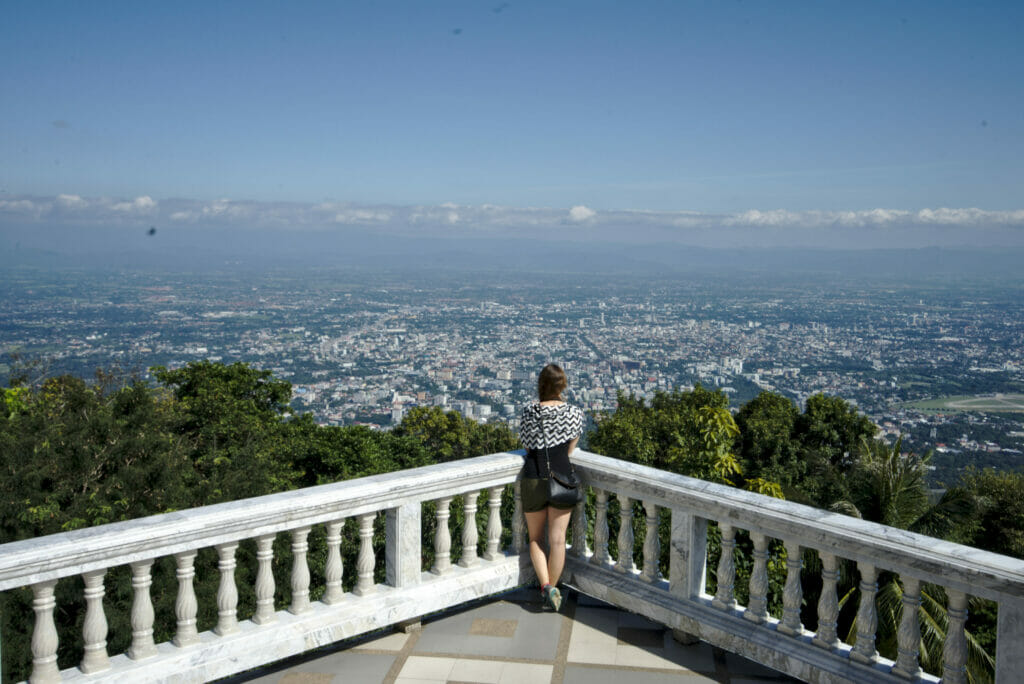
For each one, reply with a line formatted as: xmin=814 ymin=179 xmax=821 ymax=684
xmin=567 ymin=437 xmax=579 ymax=457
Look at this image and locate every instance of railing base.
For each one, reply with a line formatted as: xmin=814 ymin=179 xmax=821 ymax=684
xmin=565 ymin=557 xmax=940 ymax=684
xmin=49 ymin=555 xmax=532 ymax=684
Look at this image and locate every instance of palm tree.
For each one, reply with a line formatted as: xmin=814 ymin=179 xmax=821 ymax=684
xmin=832 ymin=436 xmax=993 ymax=683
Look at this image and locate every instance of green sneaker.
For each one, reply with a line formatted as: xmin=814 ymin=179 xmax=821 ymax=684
xmin=544 ymin=585 xmax=562 ymax=612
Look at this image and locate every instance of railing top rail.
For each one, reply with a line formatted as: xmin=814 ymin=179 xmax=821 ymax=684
xmin=0 ymin=451 xmax=525 ymax=590
xmin=574 ymin=449 xmax=1024 ymax=602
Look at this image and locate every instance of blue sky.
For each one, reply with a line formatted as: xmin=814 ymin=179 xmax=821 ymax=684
xmin=2 ymin=1 xmax=1023 ymax=247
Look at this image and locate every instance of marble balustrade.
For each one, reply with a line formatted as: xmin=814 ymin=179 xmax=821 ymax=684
xmin=2 ymin=449 xmax=1024 ymax=684
xmin=565 ymin=450 xmax=1024 ymax=684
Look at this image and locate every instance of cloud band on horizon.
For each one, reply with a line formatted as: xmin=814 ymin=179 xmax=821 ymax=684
xmin=2 ymin=194 xmax=1023 ymax=249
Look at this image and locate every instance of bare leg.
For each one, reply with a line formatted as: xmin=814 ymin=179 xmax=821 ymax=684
xmin=525 ymin=509 xmax=551 ymax=587
xmin=546 ymin=507 xmax=573 ymax=587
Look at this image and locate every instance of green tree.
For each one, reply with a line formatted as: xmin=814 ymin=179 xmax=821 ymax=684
xmin=589 ymin=386 xmax=748 ymax=484
xmin=393 ymin=406 xmax=519 ymax=463
xmin=735 ymin=392 xmax=804 ymax=493
xmin=152 ymin=360 xmax=298 ymax=503
xmin=958 ymin=468 xmax=1024 ymax=560
xmin=834 ymin=437 xmax=991 ymax=683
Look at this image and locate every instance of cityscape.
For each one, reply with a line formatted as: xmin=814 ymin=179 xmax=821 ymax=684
xmin=3 ymin=266 xmax=1022 ymax=486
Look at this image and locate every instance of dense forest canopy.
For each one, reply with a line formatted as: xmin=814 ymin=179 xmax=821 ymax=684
xmin=2 ymin=361 xmax=1021 ymax=683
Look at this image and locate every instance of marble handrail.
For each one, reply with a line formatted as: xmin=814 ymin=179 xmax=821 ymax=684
xmin=571 ymin=450 xmax=1024 ymax=603
xmin=3 ymin=448 xmax=1024 ymax=684
xmin=0 ymin=451 xmax=529 ymax=684
xmin=0 ymin=452 xmax=525 ymax=591
xmin=566 ymin=449 xmax=1024 ymax=684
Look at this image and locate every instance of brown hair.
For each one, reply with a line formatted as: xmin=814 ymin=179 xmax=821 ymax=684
xmin=537 ymin=363 xmax=568 ymax=401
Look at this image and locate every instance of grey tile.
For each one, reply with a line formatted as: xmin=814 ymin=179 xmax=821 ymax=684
xmin=286 ymin=652 xmax=395 ymax=682
xmin=575 ymin=593 xmax=615 ymax=608
xmin=415 ymin=601 xmax=562 ymax=660
xmin=563 ymin=665 xmax=717 ymax=684
xmin=723 ymin=653 xmax=787 ymax=677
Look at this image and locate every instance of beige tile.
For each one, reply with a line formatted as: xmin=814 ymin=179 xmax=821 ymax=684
xmin=662 ymin=639 xmax=717 ymax=673
xmin=353 ymin=630 xmax=410 ymax=652
xmin=566 ymin=638 xmax=617 ymax=665
xmin=449 ymin=658 xmax=504 ymax=683
xmin=278 ymin=675 xmax=334 ymax=684
xmin=394 ymin=678 xmax=445 ymax=684
xmin=616 ymin=626 xmax=664 ymax=648
xmin=615 ymin=643 xmax=685 ymax=670
xmin=469 ymin=618 xmax=518 ymax=638
xmin=497 ymin=661 xmax=553 ymax=684
xmin=399 ymin=655 xmax=456 ymax=680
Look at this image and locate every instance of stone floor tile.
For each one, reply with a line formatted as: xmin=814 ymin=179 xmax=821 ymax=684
xmin=566 ymin=638 xmax=617 ymax=665
xmin=617 ymin=611 xmax=663 ymax=630
xmin=448 ymin=658 xmax=505 ymax=683
xmin=399 ymin=655 xmax=457 ymax=680
xmin=277 ymin=675 xmax=334 ymax=684
xmin=352 ymin=630 xmax=410 ymax=652
xmin=614 ymin=643 xmax=686 ymax=670
xmin=723 ymin=653 xmax=787 ymax=677
xmin=299 ymin=651 xmax=394 ymax=680
xmin=393 ymin=678 xmax=445 ymax=684
xmin=662 ymin=638 xmax=717 ymax=673
xmin=415 ymin=602 xmax=561 ymax=660
xmin=468 ymin=618 xmax=518 ymax=637
xmin=563 ymin=665 xmax=717 ymax=684
xmin=616 ymin=626 xmax=664 ymax=648
xmin=496 ymin=661 xmax=554 ymax=684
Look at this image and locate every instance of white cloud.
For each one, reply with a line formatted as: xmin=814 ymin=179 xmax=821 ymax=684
xmin=568 ymin=205 xmax=596 ymax=222
xmin=111 ymin=196 xmax=157 ymax=213
xmin=3 ymin=194 xmax=1023 ymax=248
xmin=57 ymin=194 xmax=87 ymax=208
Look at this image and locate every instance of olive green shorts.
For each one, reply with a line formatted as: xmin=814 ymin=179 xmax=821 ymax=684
xmin=520 ymin=476 xmax=577 ymax=513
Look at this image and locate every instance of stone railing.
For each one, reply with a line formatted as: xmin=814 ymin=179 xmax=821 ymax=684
xmin=0 ymin=452 xmax=530 ymax=683
xmin=2 ymin=450 xmax=1023 ymax=683
xmin=564 ymin=450 xmax=1024 ymax=684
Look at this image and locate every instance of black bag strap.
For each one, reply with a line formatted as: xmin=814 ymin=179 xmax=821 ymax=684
xmin=538 ymin=406 xmax=576 ymax=480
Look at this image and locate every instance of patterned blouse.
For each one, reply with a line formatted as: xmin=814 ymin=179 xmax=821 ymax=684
xmin=519 ymin=402 xmax=584 ymax=478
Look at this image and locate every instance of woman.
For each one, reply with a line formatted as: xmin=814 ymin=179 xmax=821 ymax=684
xmin=519 ymin=363 xmax=584 ymax=611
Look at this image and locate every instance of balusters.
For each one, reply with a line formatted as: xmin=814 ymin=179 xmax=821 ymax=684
xmin=591 ymin=488 xmax=610 ymax=566
xmin=712 ymin=523 xmax=736 ymax=611
xmin=744 ymin=532 xmax=769 ymax=624
xmin=173 ymin=551 xmax=200 ymax=647
xmin=432 ymin=497 xmax=453 ymax=573
xmin=892 ymin=576 xmax=922 ymax=679
xmin=30 ymin=579 xmax=60 ymax=684
xmin=850 ymin=562 xmax=878 ymax=664
xmin=253 ymin=534 xmax=277 ymax=624
xmin=128 ymin=561 xmax=158 ymax=659
xmin=323 ymin=520 xmax=345 ymax=604
xmin=942 ymin=589 xmax=969 ymax=684
xmin=290 ymin=527 xmax=312 ymax=614
xmin=512 ymin=482 xmax=526 ymax=554
xmin=616 ymin=494 xmax=636 ymax=573
xmin=813 ymin=552 xmax=840 ymax=650
xmin=80 ymin=569 xmax=110 ymax=673
xmin=484 ymin=487 xmax=503 ymax=560
xmin=641 ymin=500 xmax=660 ymax=581
xmin=459 ymin=492 xmax=480 ymax=568
xmin=354 ymin=513 xmax=376 ymax=595
xmin=215 ymin=543 xmax=239 ymax=634
xmin=570 ymin=494 xmax=589 ymax=558
xmin=777 ymin=540 xmax=803 ymax=636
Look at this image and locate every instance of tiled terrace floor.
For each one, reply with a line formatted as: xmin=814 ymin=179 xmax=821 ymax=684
xmin=227 ymin=587 xmax=796 ymax=684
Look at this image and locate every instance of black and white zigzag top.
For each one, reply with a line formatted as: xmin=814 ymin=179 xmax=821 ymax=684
xmin=519 ymin=402 xmax=584 ymax=450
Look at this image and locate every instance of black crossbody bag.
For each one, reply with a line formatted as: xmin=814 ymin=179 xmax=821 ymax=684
xmin=539 ymin=410 xmax=583 ymax=507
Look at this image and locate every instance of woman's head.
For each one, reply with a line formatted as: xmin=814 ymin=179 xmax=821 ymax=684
xmin=538 ymin=363 xmax=568 ymax=401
